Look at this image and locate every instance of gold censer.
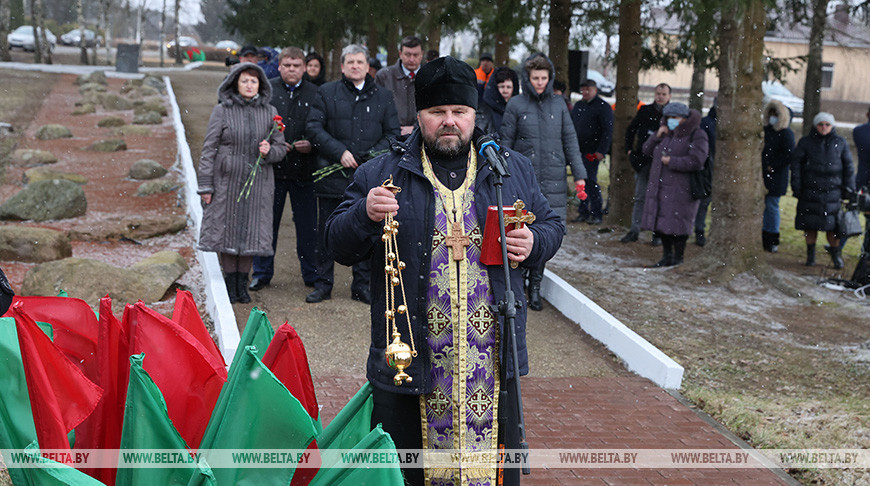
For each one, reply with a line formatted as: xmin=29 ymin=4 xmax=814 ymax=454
xmin=381 ymin=176 xmax=417 ymax=385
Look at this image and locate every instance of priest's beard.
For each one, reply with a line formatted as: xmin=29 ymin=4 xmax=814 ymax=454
xmin=422 ymin=126 xmax=472 ymax=159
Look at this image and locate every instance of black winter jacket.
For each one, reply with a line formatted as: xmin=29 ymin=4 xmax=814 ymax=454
xmin=269 ymin=77 xmax=319 ymax=181
xmin=324 ymin=129 xmax=564 ymax=394
xmin=571 ymin=94 xmax=614 ymax=155
xmin=791 ymin=127 xmax=855 ymax=231
xmin=306 ymin=75 xmax=400 ymax=198
xmin=625 ymin=102 xmax=665 ymax=172
xmin=762 ymin=100 xmax=794 ymax=197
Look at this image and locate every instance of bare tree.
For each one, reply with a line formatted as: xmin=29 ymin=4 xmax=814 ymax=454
xmin=76 ymin=0 xmax=88 ymax=64
xmin=160 ymin=0 xmax=166 ymax=67
xmin=548 ymin=0 xmax=571 ymax=82
xmin=101 ymin=0 xmax=113 ymax=65
xmin=174 ymin=0 xmax=181 ymax=65
xmin=705 ymin=0 xmax=769 ymax=281
xmin=0 ymin=0 xmax=11 ymax=62
xmin=608 ymin=0 xmax=643 ymax=225
xmin=802 ymin=0 xmax=830 ymax=134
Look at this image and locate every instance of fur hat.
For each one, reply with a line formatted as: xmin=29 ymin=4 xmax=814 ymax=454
xmin=415 ymin=56 xmax=478 ymax=111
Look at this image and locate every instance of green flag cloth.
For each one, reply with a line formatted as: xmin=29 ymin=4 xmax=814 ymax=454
xmin=116 ymin=354 xmax=198 ymax=486
xmin=316 ymin=381 xmax=373 ymax=451
xmin=229 ymin=307 xmax=274 ymax=365
xmin=19 ymin=440 xmax=106 ymax=486
xmin=308 ymin=425 xmax=404 ymax=486
xmin=194 ymin=346 xmax=317 ymax=486
xmin=0 ymin=317 xmax=52 ymax=486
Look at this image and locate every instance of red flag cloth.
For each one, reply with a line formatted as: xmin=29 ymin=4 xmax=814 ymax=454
xmin=77 ymin=296 xmax=130 ymax=485
xmin=261 ymin=322 xmax=320 ymax=486
xmin=127 ymin=302 xmax=227 ymax=449
xmin=4 ymin=295 xmax=100 ymax=381
xmin=172 ymin=289 xmax=226 ymax=371
xmin=10 ymin=302 xmax=103 ymax=454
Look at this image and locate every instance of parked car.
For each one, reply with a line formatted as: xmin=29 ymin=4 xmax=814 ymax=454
xmin=762 ymin=80 xmax=804 ymax=118
xmin=7 ymin=25 xmax=56 ymax=52
xmin=586 ymin=69 xmax=615 ymax=97
xmin=215 ymin=40 xmax=240 ymax=54
xmin=60 ymin=28 xmax=103 ymax=47
xmin=166 ymin=36 xmax=197 ymax=50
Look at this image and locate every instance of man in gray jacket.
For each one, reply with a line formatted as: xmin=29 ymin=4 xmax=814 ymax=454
xmin=375 ymin=36 xmax=423 ymax=136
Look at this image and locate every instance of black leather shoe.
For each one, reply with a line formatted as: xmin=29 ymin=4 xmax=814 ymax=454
xmin=305 ymin=288 xmax=331 ymax=303
xmin=572 ymin=213 xmax=588 ymax=223
xmin=695 ymin=232 xmax=706 ymax=247
xmin=351 ymin=289 xmax=372 ymax=305
xmin=586 ymin=216 xmax=602 ymax=225
xmin=303 ymin=281 xmax=316 ymax=288
xmin=249 ymin=278 xmax=269 ymax=291
xmin=620 ymin=231 xmax=639 ymax=243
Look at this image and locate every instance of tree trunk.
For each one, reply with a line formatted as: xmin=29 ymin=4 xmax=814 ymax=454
xmin=529 ymin=0 xmax=545 ymax=53
xmin=77 ymin=0 xmax=88 ymax=64
xmin=706 ymin=0 xmax=767 ymax=280
xmin=385 ymin=22 xmax=398 ymax=65
xmin=802 ymin=0 xmax=829 ymax=135
xmin=159 ymin=0 xmax=166 ymax=67
xmin=494 ymin=32 xmax=510 ymax=66
xmin=367 ymin=16 xmax=379 ymax=63
xmin=548 ymin=0 xmax=571 ymax=85
xmin=689 ymin=46 xmax=707 ymax=112
xmin=35 ymin=0 xmax=51 ymax=64
xmin=102 ymin=0 xmax=112 ymax=65
xmin=427 ymin=23 xmax=440 ymax=56
xmin=0 ymin=0 xmax=11 ymax=62
xmin=174 ymin=0 xmax=182 ymax=65
xmin=608 ymin=0 xmax=642 ymax=226
xmin=28 ymin=0 xmax=41 ymax=63
xmin=329 ymin=38 xmax=343 ymax=81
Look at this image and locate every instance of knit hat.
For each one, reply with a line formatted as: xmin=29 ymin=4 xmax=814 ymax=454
xmin=415 ymin=56 xmax=478 ymax=111
xmin=662 ymin=102 xmax=690 ymax=118
xmin=813 ymin=112 xmax=835 ymax=126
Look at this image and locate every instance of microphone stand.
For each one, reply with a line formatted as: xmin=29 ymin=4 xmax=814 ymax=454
xmin=479 ymin=138 xmax=531 ymax=480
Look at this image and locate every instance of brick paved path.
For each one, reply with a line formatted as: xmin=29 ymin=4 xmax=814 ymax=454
xmin=315 ymin=376 xmax=790 ymax=486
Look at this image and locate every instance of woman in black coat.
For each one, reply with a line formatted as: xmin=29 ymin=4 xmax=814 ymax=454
xmin=761 ymin=99 xmax=795 ymax=253
xmin=791 ymin=112 xmax=855 ymax=268
xmin=476 ymin=66 xmax=519 ymax=134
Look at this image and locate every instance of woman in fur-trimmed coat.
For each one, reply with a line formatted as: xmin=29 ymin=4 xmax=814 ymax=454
xmin=197 ymin=62 xmax=287 ymax=303
xmin=761 ymin=99 xmax=795 ymax=253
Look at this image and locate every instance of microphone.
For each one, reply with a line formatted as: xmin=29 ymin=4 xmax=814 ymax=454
xmin=477 ymin=134 xmax=510 ymax=178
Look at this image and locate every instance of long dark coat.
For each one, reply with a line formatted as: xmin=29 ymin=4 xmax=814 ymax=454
xmin=324 ymin=128 xmax=564 ymax=394
xmin=762 ymin=100 xmax=795 ymax=197
xmin=500 ymin=53 xmax=586 ymax=224
xmin=641 ymin=109 xmax=708 ymax=236
xmin=197 ymin=63 xmax=288 ymax=256
xmin=791 ymin=127 xmax=855 ymax=231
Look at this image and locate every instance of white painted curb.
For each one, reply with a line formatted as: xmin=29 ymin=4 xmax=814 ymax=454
xmin=165 ymin=76 xmax=240 ymax=365
xmin=542 ymin=269 xmax=684 ymax=389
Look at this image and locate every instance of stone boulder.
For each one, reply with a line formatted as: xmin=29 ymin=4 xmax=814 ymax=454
xmin=129 ymin=159 xmax=168 ymax=180
xmin=101 ymin=94 xmax=134 ymax=111
xmin=137 ymin=179 xmax=177 ymax=195
xmin=68 ymin=214 xmax=187 ymax=241
xmin=85 ymin=139 xmax=127 ymax=152
xmin=72 ymin=103 xmax=96 ymax=115
xmin=10 ymin=149 xmax=57 ymax=167
xmin=76 ymin=71 xmax=107 ymax=86
xmin=119 ymin=78 xmax=143 ymax=93
xmin=134 ymin=101 xmax=168 ymax=117
xmin=21 ymin=251 xmax=189 ymax=304
xmin=0 ymin=225 xmax=72 ymax=262
xmin=78 ymin=92 xmax=104 ymax=106
xmin=97 ymin=116 xmax=126 ymax=128
xmin=143 ymin=75 xmax=166 ymax=93
xmin=78 ymin=82 xmax=107 ymax=95
xmin=112 ymin=126 xmax=151 ymax=137
xmin=133 ymin=111 xmax=162 ymax=125
xmin=35 ymin=124 xmax=73 ymax=140
xmin=0 ymin=179 xmax=87 ymax=221
xmin=125 ymin=85 xmax=160 ymax=100
xmin=23 ymin=167 xmax=88 ymax=185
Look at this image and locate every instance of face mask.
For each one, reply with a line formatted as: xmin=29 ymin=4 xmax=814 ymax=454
xmin=769 ymin=116 xmax=779 ymax=126
xmin=666 ymin=118 xmax=680 ymax=131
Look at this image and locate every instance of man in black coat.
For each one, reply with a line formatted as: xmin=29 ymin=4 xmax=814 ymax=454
xmin=250 ymin=47 xmax=320 ymax=292
xmin=571 ymin=79 xmax=614 ymax=225
xmin=325 ymin=56 xmax=563 ymax=486
xmin=305 ymin=44 xmax=400 ymax=304
xmin=621 ymin=82 xmax=670 ymax=243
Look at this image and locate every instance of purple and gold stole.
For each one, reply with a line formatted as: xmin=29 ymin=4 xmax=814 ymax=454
xmin=420 ymin=146 xmax=500 ymax=486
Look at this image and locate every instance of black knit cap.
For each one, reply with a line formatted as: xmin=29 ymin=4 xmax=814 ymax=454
xmin=415 ymin=56 xmax=478 ymax=111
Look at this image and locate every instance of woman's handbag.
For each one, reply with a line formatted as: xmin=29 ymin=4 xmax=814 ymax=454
xmin=689 ymin=157 xmax=712 ymax=200
xmin=836 ymin=205 xmax=862 ymax=239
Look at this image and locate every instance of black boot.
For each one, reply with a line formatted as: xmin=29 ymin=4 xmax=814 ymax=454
xmin=527 ymin=267 xmax=544 ymax=311
xmin=762 ymin=231 xmax=773 ymax=252
xmin=235 ymin=273 xmax=252 ymax=303
xmin=225 ymin=273 xmax=239 ymax=303
xmin=806 ymin=244 xmax=816 ymax=266
xmin=826 ymin=245 xmax=845 ymax=270
xmin=654 ymin=235 xmax=674 ymax=267
xmin=673 ymin=236 xmax=687 ymax=265
xmin=771 ymin=232 xmax=780 ymax=253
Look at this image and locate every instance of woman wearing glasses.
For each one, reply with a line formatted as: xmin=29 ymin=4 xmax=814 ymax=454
xmin=791 ymin=112 xmax=855 ymax=269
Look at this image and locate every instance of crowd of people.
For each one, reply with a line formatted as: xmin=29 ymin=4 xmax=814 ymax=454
xmin=198 ymin=39 xmax=869 ymax=307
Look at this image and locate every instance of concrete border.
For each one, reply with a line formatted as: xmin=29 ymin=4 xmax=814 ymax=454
xmin=164 ymin=76 xmax=240 ymax=364
xmin=542 ymin=269 xmax=684 ymax=389
xmin=0 ymin=60 xmax=202 ymax=79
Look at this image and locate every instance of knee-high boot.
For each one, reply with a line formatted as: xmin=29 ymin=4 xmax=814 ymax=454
xmin=654 ymin=235 xmax=674 ymax=267
xmin=673 ymin=236 xmax=688 ymax=266
xmin=826 ymin=245 xmax=844 ymax=269
xmin=806 ymin=244 xmax=816 ymax=266
xmin=528 ymin=266 xmax=544 ymax=311
xmin=235 ymin=272 xmax=251 ymax=304
xmin=224 ymin=273 xmax=239 ymax=303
